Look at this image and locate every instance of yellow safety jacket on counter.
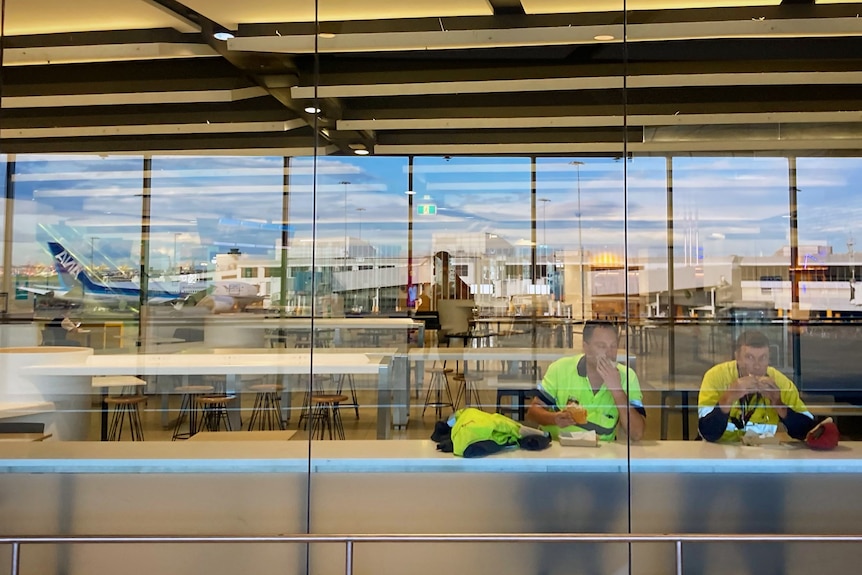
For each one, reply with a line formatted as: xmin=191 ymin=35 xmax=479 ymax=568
xmin=450 ymin=408 xmax=522 ymax=457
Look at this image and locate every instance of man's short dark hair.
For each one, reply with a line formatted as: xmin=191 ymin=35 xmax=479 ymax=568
xmin=735 ymin=330 xmax=770 ymax=350
xmin=583 ymin=320 xmax=619 ymax=342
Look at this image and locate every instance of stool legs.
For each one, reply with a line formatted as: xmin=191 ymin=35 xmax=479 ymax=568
xmin=454 ymin=377 xmax=482 ymax=410
xmin=309 ymin=400 xmax=345 ymax=440
xmin=172 ymin=393 xmax=201 ymax=440
xmin=107 ymin=398 xmax=145 ymax=441
xmin=336 ymin=374 xmax=360 ymax=419
xmin=200 ymin=400 xmax=233 ymax=432
xmin=422 ymin=370 xmax=454 ymax=419
xmin=248 ymin=391 xmax=285 ymax=431
xmin=297 ymin=375 xmax=334 ymax=430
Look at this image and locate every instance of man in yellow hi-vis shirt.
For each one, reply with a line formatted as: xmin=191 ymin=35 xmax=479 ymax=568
xmin=527 ymin=320 xmax=645 ymax=442
xmin=698 ymin=330 xmax=816 ymax=442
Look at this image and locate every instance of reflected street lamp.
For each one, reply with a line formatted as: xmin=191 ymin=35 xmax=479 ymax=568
xmin=570 ymin=161 xmax=586 ymax=319
xmin=89 ymin=237 xmax=100 ymax=270
xmin=356 ymin=207 xmax=366 ymax=242
xmin=339 ymin=180 xmax=351 ymax=258
xmin=538 ymin=197 xmax=551 ymax=266
xmin=173 ymin=232 xmax=181 ymax=275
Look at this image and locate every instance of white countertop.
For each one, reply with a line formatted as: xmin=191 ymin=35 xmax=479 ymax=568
xmin=208 ymin=316 xmax=422 ymax=329
xmin=0 ymin=440 xmax=860 ymax=474
xmin=410 ymin=347 xmax=572 ymax=361
xmin=24 ymin=351 xmax=390 ymax=376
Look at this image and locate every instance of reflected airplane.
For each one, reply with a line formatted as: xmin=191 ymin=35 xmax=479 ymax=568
xmin=25 ymin=242 xmax=262 ymax=313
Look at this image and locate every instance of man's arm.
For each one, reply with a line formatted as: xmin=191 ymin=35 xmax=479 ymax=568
xmin=697 ymin=369 xmax=759 ymax=442
xmin=781 ymin=410 xmax=817 ymax=440
xmin=698 ymin=408 xmax=730 ymax=442
xmin=596 ymin=356 xmax=645 ymax=441
xmin=756 ymin=376 xmax=816 ymax=440
xmin=526 ymin=396 xmax=575 ymax=428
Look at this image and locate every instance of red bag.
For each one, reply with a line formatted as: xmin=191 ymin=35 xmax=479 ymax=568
xmin=805 ymin=417 xmax=839 ymax=450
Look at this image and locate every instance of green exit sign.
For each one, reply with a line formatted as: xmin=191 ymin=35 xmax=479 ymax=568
xmin=417 ymin=204 xmax=437 ymax=215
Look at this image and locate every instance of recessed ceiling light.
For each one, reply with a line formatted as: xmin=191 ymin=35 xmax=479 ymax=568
xmin=213 ymin=31 xmax=235 ymax=41
xmin=319 ymin=32 xmax=336 ymax=39
xmin=594 ymin=34 xmax=615 ymax=41
xmin=304 ymin=106 xmax=321 ymax=114
xmin=354 ymin=149 xmax=370 ymax=155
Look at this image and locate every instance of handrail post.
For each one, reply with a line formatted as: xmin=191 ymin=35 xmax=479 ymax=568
xmin=10 ymin=542 xmax=19 ymax=575
xmin=675 ymin=539 xmax=682 ymax=575
xmin=345 ymin=539 xmax=354 ymax=575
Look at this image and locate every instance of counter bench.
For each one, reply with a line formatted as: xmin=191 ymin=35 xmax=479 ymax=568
xmin=1 ymin=440 xmax=860 ymax=575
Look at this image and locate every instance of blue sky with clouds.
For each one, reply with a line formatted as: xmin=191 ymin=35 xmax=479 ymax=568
xmin=9 ymin=153 xmax=862 ymax=269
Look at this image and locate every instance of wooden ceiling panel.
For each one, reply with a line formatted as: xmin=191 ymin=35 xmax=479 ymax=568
xmin=521 ymin=0 xmax=781 ymax=13
xmin=5 ymin=0 xmax=199 ymax=35
xmin=178 ymin=0 xmax=495 ymax=29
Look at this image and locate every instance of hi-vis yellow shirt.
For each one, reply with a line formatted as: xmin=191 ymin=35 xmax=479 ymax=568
xmin=538 ymin=354 xmax=643 ymax=442
xmin=698 ymin=361 xmax=810 ymax=442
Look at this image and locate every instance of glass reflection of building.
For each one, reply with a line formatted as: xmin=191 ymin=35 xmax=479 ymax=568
xmin=3 ymin=4 xmax=862 ymax=575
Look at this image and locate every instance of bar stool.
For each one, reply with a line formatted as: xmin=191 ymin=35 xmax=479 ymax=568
xmin=336 ymin=374 xmax=360 ymax=419
xmin=660 ymin=390 xmax=693 ymax=440
xmin=171 ymin=385 xmax=215 ymax=440
xmin=453 ymin=373 xmax=483 ymax=410
xmin=296 ymin=374 xmax=337 ymax=430
xmin=247 ymin=383 xmax=285 ymax=431
xmin=196 ymin=395 xmax=236 ymax=432
xmin=422 ymin=367 xmax=454 ymax=419
xmin=308 ymin=394 xmax=348 ymax=440
xmin=92 ymin=375 xmax=147 ymax=442
xmin=105 ymin=395 xmax=147 ymax=441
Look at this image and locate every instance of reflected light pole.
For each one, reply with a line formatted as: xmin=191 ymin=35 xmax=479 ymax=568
xmin=173 ymin=232 xmax=180 ymax=275
xmin=538 ymin=197 xmax=551 ymax=268
xmin=89 ymin=236 xmax=99 ymax=270
xmin=356 ymin=207 xmax=366 ymax=241
xmin=570 ymin=160 xmax=586 ymax=319
xmin=850 ymin=234 xmax=856 ymax=303
xmin=339 ymin=180 xmax=351 ymax=258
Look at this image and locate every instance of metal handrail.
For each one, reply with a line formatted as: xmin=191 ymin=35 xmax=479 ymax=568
xmin=4 ymin=533 xmax=862 ymax=575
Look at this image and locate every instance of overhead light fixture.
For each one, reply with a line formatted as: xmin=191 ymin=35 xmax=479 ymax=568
xmin=354 ymin=149 xmax=370 ymax=155
xmin=594 ymin=34 xmax=615 ymax=41
xmin=213 ymin=31 xmax=235 ymax=41
xmin=319 ymin=32 xmax=336 ymax=39
xmin=304 ymin=106 xmax=321 ymax=114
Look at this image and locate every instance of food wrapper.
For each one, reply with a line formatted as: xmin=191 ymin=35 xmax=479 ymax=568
xmin=558 ymin=430 xmax=599 ymax=447
xmin=741 ymin=430 xmax=781 ymax=446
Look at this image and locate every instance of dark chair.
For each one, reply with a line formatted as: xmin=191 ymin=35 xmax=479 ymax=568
xmin=42 ymin=321 xmax=79 ymax=346
xmin=172 ymin=328 xmax=204 ymax=342
xmin=0 ymin=422 xmax=45 ymax=434
xmin=436 ymin=300 xmax=475 ymax=348
xmin=413 ymin=311 xmax=441 ymax=346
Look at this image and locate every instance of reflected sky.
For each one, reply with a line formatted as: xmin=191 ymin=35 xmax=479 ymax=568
xmin=8 ymin=153 xmax=862 ymax=269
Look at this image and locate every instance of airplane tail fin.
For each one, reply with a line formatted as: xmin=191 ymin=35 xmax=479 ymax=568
xmin=47 ymin=242 xmax=106 ymax=291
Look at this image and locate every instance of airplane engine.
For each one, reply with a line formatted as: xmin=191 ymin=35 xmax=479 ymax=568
xmin=196 ymin=294 xmax=238 ymax=314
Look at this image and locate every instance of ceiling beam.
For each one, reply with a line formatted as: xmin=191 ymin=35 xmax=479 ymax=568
xmin=488 ymin=0 xmax=526 ymax=15
xmin=2 ymin=87 xmax=268 ymax=108
xmin=229 ymin=16 xmax=862 ymax=54
xmin=3 ymin=43 xmax=217 ymax=66
xmin=1 ymin=119 xmax=307 ymax=139
xmin=292 ymin=71 xmax=862 ymax=100
xmin=139 ymin=0 xmax=202 ymax=33
xmin=338 ymin=111 xmax=862 ymax=131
